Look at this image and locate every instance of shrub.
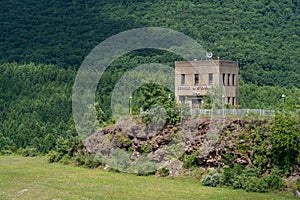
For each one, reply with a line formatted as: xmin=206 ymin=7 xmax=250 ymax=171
xmin=202 ymin=170 xmax=222 ymax=187
xmin=263 ymin=174 xmax=285 ymax=191
xmin=59 ymin=154 xmax=72 ymax=165
xmin=73 ymin=152 xmax=86 ymax=166
xmin=221 ymin=164 xmax=246 ymax=188
xmin=47 ymin=150 xmax=62 ymax=163
xmin=18 ymin=147 xmax=38 ymax=157
xmin=243 ymin=167 xmax=261 ymax=178
xmin=297 ymin=178 xmax=300 ymax=190
xmin=182 ymin=151 xmax=199 ymax=169
xmin=157 ymin=167 xmax=169 ymax=177
xmin=140 ymin=144 xmax=152 ymax=153
xmin=244 ymin=177 xmax=268 ymax=193
xmin=232 ymin=174 xmax=247 ymax=189
xmin=84 ymin=154 xmax=101 ymax=168
xmin=270 ymin=110 xmax=300 ymax=175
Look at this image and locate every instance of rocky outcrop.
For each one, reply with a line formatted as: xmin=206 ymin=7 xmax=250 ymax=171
xmin=84 ymin=117 xmax=272 ymax=171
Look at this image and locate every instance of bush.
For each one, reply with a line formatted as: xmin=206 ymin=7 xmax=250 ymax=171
xmin=157 ymin=167 xmax=169 ymax=177
xmin=59 ymin=154 xmax=72 ymax=165
xmin=270 ymin=110 xmax=300 ymax=175
xmin=140 ymin=144 xmax=152 ymax=153
xmin=221 ymin=164 xmax=247 ymax=188
xmin=263 ymin=174 xmax=285 ymax=191
xmin=244 ymin=177 xmax=268 ymax=193
xmin=202 ymin=170 xmax=222 ymax=187
xmin=84 ymin=154 xmax=101 ymax=168
xmin=74 ymin=152 xmax=86 ymax=166
xmin=232 ymin=174 xmax=247 ymax=189
xmin=243 ymin=167 xmax=261 ymax=178
xmin=18 ymin=147 xmax=38 ymax=157
xmin=47 ymin=150 xmax=62 ymax=163
xmin=182 ymin=151 xmax=199 ymax=169
xmin=219 ymin=166 xmax=285 ymax=192
xmin=297 ymin=178 xmax=300 ymax=190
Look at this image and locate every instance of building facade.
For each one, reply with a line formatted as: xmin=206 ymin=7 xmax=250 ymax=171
xmin=175 ymin=60 xmax=238 ymax=109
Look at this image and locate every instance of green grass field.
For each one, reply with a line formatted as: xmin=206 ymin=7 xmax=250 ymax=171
xmin=0 ymin=156 xmax=296 ymax=200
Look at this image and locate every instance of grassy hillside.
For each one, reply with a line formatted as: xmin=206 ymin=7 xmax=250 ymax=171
xmin=0 ymin=156 xmax=297 ymax=200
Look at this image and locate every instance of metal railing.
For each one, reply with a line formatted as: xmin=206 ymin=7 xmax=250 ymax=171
xmin=191 ymin=109 xmax=275 ymax=116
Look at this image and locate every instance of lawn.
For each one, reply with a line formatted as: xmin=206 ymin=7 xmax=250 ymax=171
xmin=0 ymin=156 xmax=296 ymax=200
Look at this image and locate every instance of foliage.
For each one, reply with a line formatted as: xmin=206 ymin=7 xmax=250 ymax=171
xmin=182 ymin=151 xmax=199 ymax=169
xmin=47 ymin=150 xmax=62 ymax=163
xmin=202 ymin=165 xmax=286 ymax=193
xmin=297 ymin=178 xmax=300 ymax=190
xmin=270 ymin=108 xmax=300 ymax=175
xmin=1 ymin=0 xmax=299 ymax=90
xmin=140 ymin=144 xmax=152 ymax=153
xmin=157 ymin=167 xmax=170 ymax=177
xmin=116 ymin=133 xmax=132 ymax=149
xmin=201 ymin=169 xmax=222 ymax=187
xmin=244 ymin=177 xmax=268 ymax=193
xmin=0 ymin=63 xmax=76 ymax=155
xmin=17 ymin=147 xmax=39 ymax=157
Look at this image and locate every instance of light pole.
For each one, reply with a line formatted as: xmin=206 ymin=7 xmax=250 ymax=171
xmin=129 ymin=95 xmax=132 ymax=115
xmin=222 ymin=95 xmax=225 ymax=117
xmin=281 ymin=94 xmax=285 ymax=105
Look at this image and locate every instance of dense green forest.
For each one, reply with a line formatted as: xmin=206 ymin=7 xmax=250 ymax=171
xmin=0 ymin=0 xmax=299 ymax=154
xmin=1 ymin=0 xmax=299 ymax=86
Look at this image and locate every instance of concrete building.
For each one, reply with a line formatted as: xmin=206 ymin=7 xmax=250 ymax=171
xmin=175 ymin=59 xmax=238 ymax=109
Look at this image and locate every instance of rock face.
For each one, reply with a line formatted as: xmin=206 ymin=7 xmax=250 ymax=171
xmin=84 ymin=117 xmax=272 ymax=171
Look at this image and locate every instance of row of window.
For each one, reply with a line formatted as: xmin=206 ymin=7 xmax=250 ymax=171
xmin=181 ymin=73 xmax=213 ymax=85
xmin=180 ymin=73 xmax=236 ymax=86
xmin=222 ymin=73 xmax=236 ymax=86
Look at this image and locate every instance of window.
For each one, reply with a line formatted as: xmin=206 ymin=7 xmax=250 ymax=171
xmin=232 ymin=97 xmax=235 ymax=105
xmin=208 ymin=73 xmax=213 ymax=85
xmin=192 ymin=99 xmax=200 ymax=108
xmin=222 ymin=73 xmax=226 ymax=85
xmin=227 ymin=74 xmax=230 ymax=86
xmin=194 ymin=74 xmax=199 ymax=85
xmin=179 ymin=96 xmax=185 ymax=103
xmin=227 ymin=97 xmax=230 ymax=104
xmin=181 ymin=74 xmax=185 ymax=85
xmin=228 ymin=74 xmax=231 ymax=86
xmin=232 ymin=74 xmax=235 ymax=86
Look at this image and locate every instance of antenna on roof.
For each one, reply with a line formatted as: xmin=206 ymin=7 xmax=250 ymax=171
xmin=206 ymin=52 xmax=213 ymax=59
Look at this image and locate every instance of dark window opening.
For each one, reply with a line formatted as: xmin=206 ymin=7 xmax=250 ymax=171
xmin=222 ymin=73 xmax=226 ymax=85
xmin=232 ymin=74 xmax=235 ymax=86
xmin=181 ymin=74 xmax=185 ymax=85
xmin=192 ymin=99 xmax=201 ymax=108
xmin=227 ymin=74 xmax=230 ymax=86
xmin=179 ymin=96 xmax=185 ymax=103
xmin=208 ymin=73 xmax=213 ymax=85
xmin=195 ymin=74 xmax=199 ymax=85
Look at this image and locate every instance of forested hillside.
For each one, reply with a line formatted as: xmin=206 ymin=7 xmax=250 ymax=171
xmin=0 ymin=63 xmax=77 ymax=153
xmin=0 ymin=0 xmax=299 ymax=154
xmin=0 ymin=0 xmax=299 ymax=87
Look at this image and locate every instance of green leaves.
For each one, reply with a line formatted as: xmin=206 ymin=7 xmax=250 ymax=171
xmin=270 ymin=109 xmax=300 ymax=174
